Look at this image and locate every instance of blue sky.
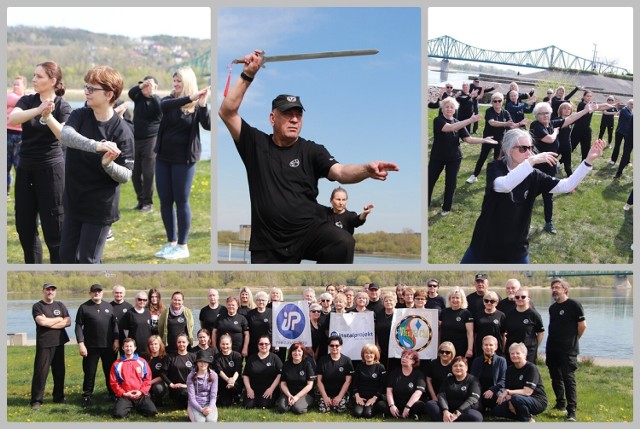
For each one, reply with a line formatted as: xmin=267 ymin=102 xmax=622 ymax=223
xmin=216 ymin=7 xmax=422 ymax=234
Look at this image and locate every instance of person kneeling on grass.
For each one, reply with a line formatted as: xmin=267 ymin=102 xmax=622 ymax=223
xmin=109 ymin=338 xmax=157 ymax=418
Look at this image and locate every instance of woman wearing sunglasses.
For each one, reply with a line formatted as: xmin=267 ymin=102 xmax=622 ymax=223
xmin=472 ymin=291 xmax=506 ymax=357
xmin=461 ymin=127 xmax=606 ymax=263
xmin=503 ymin=288 xmax=544 ymax=365
xmin=242 ymin=335 xmax=283 ymax=409
xmin=58 ymin=66 xmax=134 ymax=263
xmin=426 ymin=342 xmax=456 ymax=402
xmin=316 ymin=335 xmax=354 ymax=413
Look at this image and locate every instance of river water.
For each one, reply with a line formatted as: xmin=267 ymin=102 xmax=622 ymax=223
xmin=7 ymin=287 xmax=632 ymax=360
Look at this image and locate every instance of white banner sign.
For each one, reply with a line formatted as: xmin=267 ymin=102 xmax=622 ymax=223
xmin=388 ymin=308 xmax=438 ymax=359
xmin=328 ymin=312 xmax=375 ymax=360
xmin=272 ymin=301 xmax=312 ymax=348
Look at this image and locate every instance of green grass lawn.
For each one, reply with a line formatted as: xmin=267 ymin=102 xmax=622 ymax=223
xmin=7 ymin=346 xmax=632 ymax=423
xmin=6 ymin=160 xmax=211 ymax=264
xmin=427 ymin=106 xmax=633 ymax=264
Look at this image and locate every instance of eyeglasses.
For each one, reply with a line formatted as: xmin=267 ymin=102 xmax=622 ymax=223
xmin=492 ymin=99 xmax=503 ymax=103
xmin=446 ymin=86 xmax=453 ymax=89
xmin=137 ymin=298 xmax=148 ymax=301
xmin=538 ymin=111 xmax=551 ymax=116
xmin=514 ymin=145 xmax=534 ymax=153
xmin=439 ymin=350 xmax=452 ymax=355
xmin=258 ymin=343 xmax=271 ymax=346
xmin=321 ymin=299 xmax=330 ymax=302
xmin=547 ymin=92 xmax=553 ymax=95
xmin=414 ymin=297 xmax=426 ymax=300
xmin=428 ymin=284 xmax=438 ymax=288
xmin=83 ymin=84 xmax=106 ymax=94
xmin=484 ymin=299 xmax=497 ymax=303
xmin=514 ymin=295 xmax=528 ymax=299
xmin=329 ymin=344 xmax=340 ymax=348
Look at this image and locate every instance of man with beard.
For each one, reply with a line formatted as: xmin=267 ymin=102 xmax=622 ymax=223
xmin=545 ymin=279 xmax=586 ymax=422
xmin=497 ymin=279 xmax=521 ymax=315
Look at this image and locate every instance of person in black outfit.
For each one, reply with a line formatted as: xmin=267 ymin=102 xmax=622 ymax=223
xmin=213 ymin=333 xmax=243 ymax=407
xmin=8 ymin=61 xmax=72 ymax=263
xmin=218 ymin=49 xmax=398 ymax=264
xmin=545 ymin=279 xmax=587 ymax=422
xmin=143 ymin=335 xmax=168 ymax=406
xmin=467 ymin=92 xmax=514 ymax=184
xmin=385 ymin=349 xmax=426 ymax=419
xmin=316 ymin=335 xmax=354 ymax=413
xmin=277 ymin=342 xmax=316 ymax=414
xmin=425 ymin=279 xmax=446 ymax=312
xmin=466 ymin=273 xmax=494 ymax=320
xmin=321 ymin=186 xmax=373 ymax=235
xmin=199 ymin=288 xmax=227 ymax=334
xmin=212 ymin=296 xmax=249 ymax=358
xmin=613 ymin=105 xmax=633 ymax=179
xmin=351 ymin=344 xmax=387 ymax=418
xmin=161 ymin=333 xmax=197 ymax=408
xmin=439 ymin=287 xmax=474 ymax=359
xmin=598 ymin=95 xmax=618 ymax=143
xmin=110 ymin=284 xmax=134 ymax=355
xmin=551 ymin=85 xmax=581 ymax=119
xmin=128 ymin=75 xmax=162 ymax=212
xmin=494 ymin=342 xmax=548 ymax=422
xmin=245 ymin=291 xmax=272 ymax=356
xmin=473 ymin=291 xmax=506 ymax=356
xmin=455 ymin=82 xmax=479 ymax=132
xmin=497 ymin=279 xmax=520 ymax=315
xmin=425 ymin=356 xmax=483 ymax=422
xmin=503 ymin=287 xmax=544 ymax=365
xmin=426 ymin=342 xmax=456 ymax=402
xmin=74 ymin=284 xmax=119 ymax=407
xmin=470 ymin=78 xmax=495 ymax=134
xmin=58 ymin=66 xmax=134 ymax=263
xmin=122 ymin=290 xmax=153 ymax=354
xmin=30 ymin=283 xmax=71 ymax=410
xmin=242 ymin=335 xmax=283 ymax=409
xmin=571 ymin=90 xmax=612 ymax=161
xmin=461 ymin=128 xmax=606 ymax=263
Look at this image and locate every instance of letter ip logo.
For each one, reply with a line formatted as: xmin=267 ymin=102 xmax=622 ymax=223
xmin=276 ymin=303 xmax=307 ymax=340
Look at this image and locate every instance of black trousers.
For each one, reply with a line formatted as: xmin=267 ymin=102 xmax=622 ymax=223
xmin=251 ymin=221 xmax=355 ymax=264
xmin=59 ymin=214 xmax=110 ymax=263
xmin=132 ymin=136 xmax=157 ymax=206
xmin=610 ymin=131 xmax=626 ymax=163
xmin=31 ymin=344 xmax=66 ymax=404
xmin=615 ymin=132 xmax=633 ymax=176
xmin=113 ymin=394 xmax=158 ymax=418
xmin=82 ymin=347 xmax=116 ymax=398
xmin=598 ymin=120 xmax=614 ymax=143
xmin=168 ymin=386 xmax=189 ymax=408
xmin=14 ymin=163 xmax=64 ymax=263
xmin=571 ymin=127 xmax=592 ymax=161
xmin=473 ymin=143 xmax=501 ymax=177
xmin=428 ymin=157 xmax=462 ymax=212
xmin=149 ymin=381 xmax=167 ymax=405
xmin=547 ymin=354 xmax=578 ymax=413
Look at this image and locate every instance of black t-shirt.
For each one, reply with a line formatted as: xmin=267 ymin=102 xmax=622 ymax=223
xmin=504 ymin=308 xmax=545 ymax=360
xmin=147 ymin=355 xmax=168 ymax=379
xmin=427 ymin=359 xmax=453 ymax=395
xmin=214 ymin=313 xmax=249 ymax=353
xmin=467 ymin=292 xmax=500 ymax=321
xmin=497 ymin=298 xmax=516 ymax=315
xmin=63 ymin=107 xmax=134 ymax=224
xmin=111 ymin=300 xmax=134 ymax=343
xmin=546 ymin=298 xmax=585 ymax=356
xmin=456 ymin=93 xmax=475 ymax=120
xmin=504 ymin=362 xmax=547 ymax=404
xmin=74 ymin=300 xmax=117 ymax=348
xmin=439 ymin=308 xmax=474 ymax=356
xmin=165 ymin=312 xmax=190 ymax=353
xmin=246 ymin=308 xmax=272 ymax=356
xmin=199 ymin=305 xmax=227 ymax=333
xmin=122 ymin=308 xmax=152 ymax=351
xmin=156 ymin=96 xmax=193 ymax=163
xmin=530 ymin=118 xmax=565 ymax=176
xmin=213 ymin=351 xmax=244 ymax=378
xmin=468 ymin=160 xmax=561 ymax=262
xmin=321 ymin=206 xmax=365 ymax=235
xmin=352 ymin=362 xmax=387 ymax=399
xmin=242 ymin=352 xmax=283 ymax=394
xmin=127 ymin=85 xmax=162 ymax=139
xmin=316 ymin=354 xmax=354 ymax=397
xmin=430 ymin=115 xmax=470 ymax=161
xmin=236 ymin=119 xmax=339 ymax=251
xmin=163 ymin=352 xmax=197 ymax=384
xmin=474 ymin=310 xmax=506 ymax=355
xmin=15 ymin=94 xmax=72 ymax=169
xmin=280 ymin=359 xmax=316 ymax=396
xmin=386 ymin=368 xmax=426 ymax=408
xmin=32 ymin=300 xmax=70 ymax=348
xmin=311 ymin=321 xmax=329 ymax=359
xmin=426 ymin=295 xmax=447 ymax=312
xmin=375 ymin=312 xmax=394 ymax=364
xmin=483 ymin=107 xmax=512 ymax=142
xmin=572 ymin=101 xmax=593 ymax=131
xmin=438 ymin=373 xmax=481 ymax=411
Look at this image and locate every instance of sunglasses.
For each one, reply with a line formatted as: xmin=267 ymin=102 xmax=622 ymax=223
xmin=321 ymin=299 xmax=330 ymax=302
xmin=514 ymin=295 xmax=528 ymax=299
xmin=428 ymin=284 xmax=438 ymax=288
xmin=446 ymin=86 xmax=453 ymax=89
xmin=258 ymin=342 xmax=271 ymax=346
xmin=514 ymin=145 xmax=534 ymax=153
xmin=310 ymin=310 xmax=321 ymax=314
xmin=439 ymin=350 xmax=452 ymax=355
xmin=484 ymin=299 xmax=497 ymax=303
xmin=492 ymin=99 xmax=503 ymax=103
xmin=329 ymin=344 xmax=340 ymax=348
xmin=137 ymin=298 xmax=148 ymax=301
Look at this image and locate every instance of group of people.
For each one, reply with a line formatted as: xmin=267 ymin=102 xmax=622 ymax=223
xmin=30 ymin=275 xmax=587 ymax=422
xmin=428 ymin=79 xmax=632 ymax=263
xmin=6 ymin=61 xmax=211 ymax=264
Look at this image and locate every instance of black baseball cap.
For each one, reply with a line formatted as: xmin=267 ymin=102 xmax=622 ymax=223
xmin=272 ymin=94 xmax=305 ymax=112
xmin=475 ymin=274 xmax=488 ymax=281
xmin=43 ymin=283 xmax=57 ymax=290
xmin=368 ymin=283 xmax=380 ymax=290
xmin=90 ymin=284 xmax=104 ymax=292
xmin=138 ymin=75 xmax=158 ymax=85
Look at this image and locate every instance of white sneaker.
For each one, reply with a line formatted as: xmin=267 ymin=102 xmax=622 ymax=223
xmin=466 ymin=175 xmax=477 ymax=184
xmin=154 ymin=243 xmax=175 ymax=258
xmin=609 ymin=160 xmax=615 ymax=165
xmin=164 ymin=245 xmax=190 ymax=260
xmin=440 ymin=210 xmax=450 ymax=216
xmin=624 ymin=203 xmax=633 ymax=211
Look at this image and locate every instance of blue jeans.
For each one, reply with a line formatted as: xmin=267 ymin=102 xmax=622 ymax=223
xmin=460 ymin=246 xmax=530 ymax=264
xmin=155 ymin=159 xmax=195 ymax=245
xmin=7 ymin=132 xmax=21 ymax=192
xmin=493 ymin=394 xmax=547 ymax=421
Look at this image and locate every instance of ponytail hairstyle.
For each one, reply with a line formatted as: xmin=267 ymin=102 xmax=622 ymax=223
xmin=37 ymin=61 xmax=66 ymax=96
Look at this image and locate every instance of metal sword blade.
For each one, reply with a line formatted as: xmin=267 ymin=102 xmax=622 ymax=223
xmin=232 ymin=49 xmax=379 ymax=64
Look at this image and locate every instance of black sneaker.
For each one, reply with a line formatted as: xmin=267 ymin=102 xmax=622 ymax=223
xmin=82 ymin=397 xmax=92 ymax=408
xmin=31 ymin=402 xmax=41 ymax=410
xmin=133 ymin=202 xmax=143 ymax=210
xmin=544 ymin=222 xmax=557 ymax=235
xmin=553 ymin=404 xmax=567 ymax=412
xmin=53 ymin=397 xmax=66 ymax=404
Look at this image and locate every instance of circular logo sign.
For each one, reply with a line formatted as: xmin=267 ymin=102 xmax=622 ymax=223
xmin=394 ymin=314 xmax=434 ymax=352
xmin=276 ymin=304 xmax=307 ymax=340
